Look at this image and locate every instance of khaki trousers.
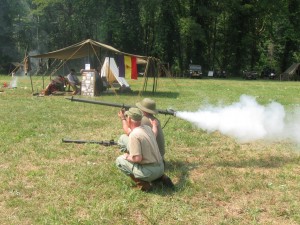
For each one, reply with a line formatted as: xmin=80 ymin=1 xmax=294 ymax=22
xmin=116 ymin=155 xmax=164 ymax=182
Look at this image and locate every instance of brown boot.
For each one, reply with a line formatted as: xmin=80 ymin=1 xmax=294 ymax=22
xmin=129 ymin=175 xmax=152 ymax=192
xmin=129 ymin=174 xmax=139 ymax=183
xmin=160 ymin=174 xmax=175 ymax=189
xmin=137 ymin=180 xmax=152 ymax=192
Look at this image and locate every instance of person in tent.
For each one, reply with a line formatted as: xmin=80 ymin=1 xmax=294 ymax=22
xmin=42 ymin=75 xmax=67 ymax=95
xmin=67 ymin=69 xmax=81 ymax=95
xmin=116 ymin=108 xmax=169 ymax=192
xmin=94 ymin=69 xmax=107 ymax=94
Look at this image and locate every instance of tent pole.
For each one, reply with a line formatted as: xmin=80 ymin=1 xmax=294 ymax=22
xmin=42 ymin=73 xmax=45 ymax=89
xmin=154 ymin=76 xmax=158 ymax=93
xmin=153 ymin=68 xmax=158 ymax=94
xmin=29 ymin=73 xmax=34 ymax=93
xmin=152 ymin=59 xmax=158 ymax=93
xmin=88 ymin=44 xmax=90 ymax=64
xmin=107 ymin=54 xmax=110 ymax=89
xmin=154 ymin=60 xmax=159 ymax=93
xmin=143 ymin=75 xmax=148 ymax=92
xmin=152 ymin=77 xmax=155 ymax=93
xmin=143 ymin=58 xmax=151 ymax=92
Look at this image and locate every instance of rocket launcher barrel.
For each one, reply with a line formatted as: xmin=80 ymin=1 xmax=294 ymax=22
xmin=66 ymin=97 xmax=176 ymax=116
xmin=62 ymin=138 xmax=117 ymax=146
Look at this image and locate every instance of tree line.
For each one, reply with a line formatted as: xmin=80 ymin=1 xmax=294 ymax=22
xmin=0 ymin=0 xmax=299 ymax=77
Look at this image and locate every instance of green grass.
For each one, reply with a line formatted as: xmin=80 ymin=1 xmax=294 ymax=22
xmin=1 ymin=75 xmax=300 ymax=224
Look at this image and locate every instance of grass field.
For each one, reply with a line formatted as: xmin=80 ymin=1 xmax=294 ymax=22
xmin=1 ymin=74 xmax=300 ymax=225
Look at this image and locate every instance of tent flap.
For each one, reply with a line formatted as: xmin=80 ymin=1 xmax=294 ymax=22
xmin=101 ymin=57 xmax=130 ymax=88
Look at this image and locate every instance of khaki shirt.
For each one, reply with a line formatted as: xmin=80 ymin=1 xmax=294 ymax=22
xmin=141 ymin=116 xmax=165 ymax=157
xmin=128 ymin=125 xmax=162 ymax=164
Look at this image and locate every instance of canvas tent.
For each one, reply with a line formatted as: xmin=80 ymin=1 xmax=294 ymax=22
xmin=280 ymin=63 xmax=300 ymax=81
xmin=30 ymin=39 xmax=147 ymax=61
xmin=29 ymin=39 xmax=159 ymax=92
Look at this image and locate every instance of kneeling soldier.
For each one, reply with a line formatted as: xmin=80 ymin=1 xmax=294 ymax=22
xmin=116 ymin=108 xmax=174 ymax=191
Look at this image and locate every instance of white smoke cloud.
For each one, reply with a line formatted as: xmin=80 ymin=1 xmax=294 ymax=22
xmin=176 ymin=95 xmax=300 ymax=143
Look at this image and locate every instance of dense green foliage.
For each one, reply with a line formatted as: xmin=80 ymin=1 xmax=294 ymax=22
xmin=0 ymin=0 xmax=300 ymax=76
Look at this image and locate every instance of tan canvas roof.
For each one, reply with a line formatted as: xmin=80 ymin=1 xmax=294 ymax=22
xmin=30 ymin=39 xmax=148 ymax=61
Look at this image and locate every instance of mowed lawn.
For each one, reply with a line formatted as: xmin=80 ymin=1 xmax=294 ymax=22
xmin=1 ymin=74 xmax=300 ymax=225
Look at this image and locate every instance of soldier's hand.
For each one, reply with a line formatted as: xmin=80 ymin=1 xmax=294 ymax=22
xmin=149 ymin=118 xmax=158 ymax=127
xmin=118 ymin=109 xmax=125 ymax=119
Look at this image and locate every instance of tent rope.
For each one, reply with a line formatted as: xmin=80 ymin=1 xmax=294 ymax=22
xmin=50 ymin=43 xmax=87 ymax=76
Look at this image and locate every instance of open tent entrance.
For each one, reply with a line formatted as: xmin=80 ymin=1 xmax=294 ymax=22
xmin=100 ymin=57 xmax=130 ymax=91
xmin=29 ymin=39 xmax=162 ymax=95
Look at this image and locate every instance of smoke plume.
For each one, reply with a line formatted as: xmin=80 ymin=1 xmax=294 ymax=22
xmin=176 ymin=95 xmax=300 ymax=144
xmin=10 ymin=76 xmax=18 ymax=88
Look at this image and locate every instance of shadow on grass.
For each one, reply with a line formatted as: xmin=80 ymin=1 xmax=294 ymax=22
xmin=150 ymin=159 xmax=201 ymax=196
xmin=216 ymin=155 xmax=300 ymax=168
xmin=138 ymin=91 xmax=180 ymax=99
xmin=101 ymin=90 xmax=180 ymax=99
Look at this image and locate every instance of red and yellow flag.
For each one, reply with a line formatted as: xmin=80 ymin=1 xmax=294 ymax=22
xmin=124 ymin=56 xmax=138 ymax=79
